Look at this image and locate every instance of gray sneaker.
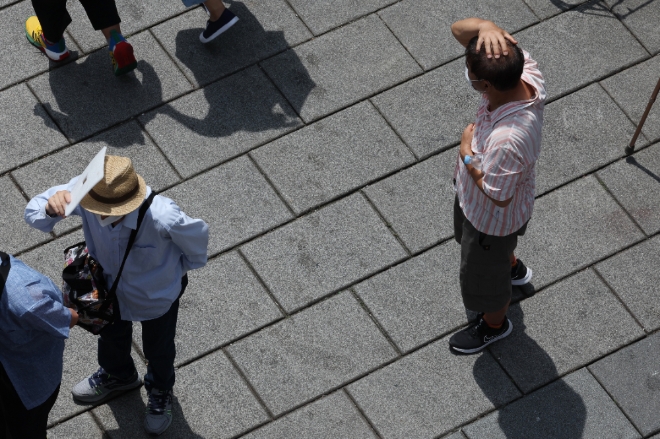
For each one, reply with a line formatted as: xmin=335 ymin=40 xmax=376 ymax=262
xmin=72 ymin=367 xmax=142 ymax=403
xmin=144 ymin=388 xmax=173 ymax=436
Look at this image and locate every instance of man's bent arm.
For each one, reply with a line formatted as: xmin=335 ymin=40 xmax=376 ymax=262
xmin=24 ymin=177 xmax=80 ymax=233
xmin=451 ymin=18 xmax=517 ymax=57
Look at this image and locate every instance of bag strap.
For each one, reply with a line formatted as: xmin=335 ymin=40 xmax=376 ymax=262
xmin=0 ymin=252 xmax=10 ymax=300
xmin=108 ymin=192 xmax=156 ymax=297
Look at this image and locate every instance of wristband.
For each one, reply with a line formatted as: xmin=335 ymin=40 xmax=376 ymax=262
xmin=463 ymin=155 xmax=473 ymax=166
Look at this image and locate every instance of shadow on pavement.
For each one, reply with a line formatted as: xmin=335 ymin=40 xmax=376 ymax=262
xmin=626 ymin=156 xmax=660 ymax=184
xmin=549 ymin=0 xmax=654 ymax=18
xmin=473 ymin=306 xmax=587 ymax=438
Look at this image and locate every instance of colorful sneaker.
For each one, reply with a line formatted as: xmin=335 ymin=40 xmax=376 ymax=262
xmin=108 ymin=30 xmax=137 ymax=76
xmin=449 ymin=316 xmax=513 ymax=354
xmin=144 ymin=388 xmax=173 ymax=436
xmin=72 ymin=367 xmax=142 ymax=403
xmin=511 ymin=258 xmax=533 ymax=286
xmin=199 ymin=8 xmax=238 ymax=43
xmin=25 ymin=16 xmax=69 ymax=61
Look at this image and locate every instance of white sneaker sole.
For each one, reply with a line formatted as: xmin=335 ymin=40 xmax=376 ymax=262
xmin=199 ymin=15 xmax=239 ymax=43
xmin=450 ymin=320 xmax=513 ymax=354
xmin=512 ymin=266 xmax=533 ymax=286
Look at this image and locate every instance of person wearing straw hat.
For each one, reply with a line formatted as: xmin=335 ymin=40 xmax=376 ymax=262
xmin=24 ymin=155 xmax=209 ymax=436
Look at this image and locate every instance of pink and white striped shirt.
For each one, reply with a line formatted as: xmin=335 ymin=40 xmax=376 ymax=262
xmin=454 ymin=50 xmax=546 ymax=237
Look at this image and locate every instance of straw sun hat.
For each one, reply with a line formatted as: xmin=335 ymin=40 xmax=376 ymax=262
xmin=80 ymin=155 xmax=147 ymax=216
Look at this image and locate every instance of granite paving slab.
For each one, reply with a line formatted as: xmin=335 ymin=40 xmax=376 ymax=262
xmin=261 ymin=14 xmax=422 ymax=123
xmin=600 ymin=55 xmax=660 ymax=143
xmin=13 ymin=120 xmax=180 ymax=237
xmin=536 ymin=83 xmax=642 ymax=195
xmin=47 ymin=412 xmax=104 ymax=438
xmin=163 ymin=155 xmax=293 ymax=255
xmin=133 ymin=252 xmax=283 ymax=366
xmin=140 ymin=65 xmax=302 ymax=178
xmin=489 ymin=269 xmax=643 ymax=394
xmin=597 ymin=142 xmax=660 ymax=234
xmin=150 ymin=0 xmax=312 ymax=88
xmin=227 ymin=291 xmax=398 ymax=416
xmin=462 ymin=368 xmax=640 ymax=439
xmin=379 ymin=0 xmax=538 ymax=70
xmin=0 ymin=175 xmax=52 ymax=255
xmin=251 ymin=101 xmax=415 ymax=214
xmin=370 ymin=57 xmax=480 ymax=158
xmin=363 ymin=147 xmax=457 ymax=253
xmin=29 ymin=30 xmax=192 ymax=142
xmin=0 ymin=1 xmax=82 ymax=90
xmin=241 ymin=193 xmax=407 ymax=312
xmin=66 ymin=0 xmax=187 ymax=53
xmin=515 ymin=175 xmax=644 ymax=289
xmin=354 ymin=242 xmax=465 ymax=353
xmin=514 ymin=1 xmax=648 ymax=100
xmin=241 ymin=391 xmax=377 ymax=439
xmin=94 ymin=351 xmax=269 ymax=438
xmin=522 ymin=0 xmax=590 ymax=19
xmin=443 ymin=432 xmax=468 ymax=439
xmin=18 ymin=229 xmax=84 ymax=282
xmin=589 ymin=332 xmax=660 ymax=436
xmin=596 ymin=235 xmax=660 ymax=331
xmin=0 ymin=84 xmax=69 ymax=174
xmin=347 ymin=337 xmax=520 ymax=439
xmin=606 ymin=0 xmax=660 ymax=54
xmin=286 ymin=0 xmax=395 ymax=35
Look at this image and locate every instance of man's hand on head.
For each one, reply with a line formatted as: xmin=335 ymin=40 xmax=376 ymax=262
xmin=46 ymin=190 xmax=72 ymax=218
xmin=476 ymin=21 xmax=517 ymax=59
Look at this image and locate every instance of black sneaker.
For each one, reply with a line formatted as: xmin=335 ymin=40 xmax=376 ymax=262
xmin=199 ymin=8 xmax=238 ymax=43
xmin=511 ymin=258 xmax=532 ymax=286
xmin=144 ymin=388 xmax=173 ymax=436
xmin=449 ymin=316 xmax=513 ymax=354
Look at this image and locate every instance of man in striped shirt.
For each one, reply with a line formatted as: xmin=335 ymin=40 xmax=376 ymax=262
xmin=448 ymin=18 xmax=545 ymax=354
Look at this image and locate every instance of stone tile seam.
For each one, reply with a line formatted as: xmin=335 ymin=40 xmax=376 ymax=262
xmin=350 ymin=288 xmax=404 ymax=356
xmin=605 ymin=3 xmax=654 ymax=58
xmin=360 ymin=190 xmax=413 ymax=256
xmin=236 ymin=248 xmax=289 ymax=317
xmin=280 ymin=0 xmax=314 ymax=37
xmin=243 ymin=150 xmax=297 ymax=216
xmin=0 ymin=0 xmax=24 ymax=13
xmin=222 ymin=348 xmax=276 ymax=420
xmin=134 ymin=118 xmax=185 ymax=181
xmin=343 ymin=387 xmax=385 ymax=439
xmin=147 ymin=27 xmax=196 ymax=89
xmin=375 ymin=11 xmax=425 ymax=71
xmin=23 ymin=80 xmax=73 ymax=145
xmin=519 ymin=0 xmax=542 ymax=21
xmin=484 ymin=344 xmax=525 ymax=395
xmin=598 ymin=80 xmax=654 ymax=146
xmin=591 ymin=265 xmax=647 ymax=333
xmin=256 ymin=62 xmax=305 ymax=123
xmin=368 ymin=97 xmax=419 ymax=161
xmin=594 ymin=173 xmax=648 ymax=236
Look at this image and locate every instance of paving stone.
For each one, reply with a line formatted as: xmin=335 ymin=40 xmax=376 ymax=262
xmin=595 ymin=235 xmax=660 ymax=331
xmin=0 ymin=84 xmax=69 ymax=174
xmin=251 ymin=101 xmax=415 ymax=214
xmin=150 ymin=0 xmax=311 ymax=87
xmin=606 ymin=0 xmax=660 ymax=54
xmin=133 ymin=252 xmax=283 ymax=365
xmin=48 ymin=412 xmax=103 ymax=438
xmin=0 ymin=176 xmax=52 ymax=255
xmin=589 ymin=332 xmax=660 ymax=436
xmin=488 ymin=269 xmax=643 ymax=394
xmin=241 ymin=194 xmax=407 ymax=312
xmin=522 ymin=0 xmax=590 ymax=19
xmin=66 ymin=0 xmax=187 ymax=53
xmin=363 ymin=147 xmax=457 ymax=253
xmin=227 ymin=292 xmax=397 ymax=416
xmin=379 ymin=0 xmax=538 ymax=70
xmin=141 ymin=65 xmax=302 ymax=178
xmin=347 ymin=337 xmax=520 ymax=439
xmin=443 ymin=432 xmax=468 ymax=439
xmin=241 ymin=391 xmax=377 ymax=439
xmin=94 ymin=351 xmax=269 ymax=438
xmin=261 ymin=14 xmax=421 ymax=123
xmin=29 ymin=31 xmax=191 ymax=142
xmin=19 ymin=229 xmax=85 ymax=283
xmin=597 ymin=142 xmax=660 ymax=234
xmin=354 ymin=242 xmax=465 ymax=353
xmin=462 ymin=368 xmax=640 ymax=439
xmin=516 ymin=175 xmax=643 ymax=289
xmin=536 ymin=83 xmax=642 ymax=195
xmin=163 ymin=155 xmax=293 ymax=254
xmin=514 ymin=1 xmax=648 ymax=100
xmin=600 ymin=55 xmax=660 ymax=143
xmin=371 ymin=57 xmax=480 ymax=158
xmin=286 ymin=0 xmax=395 ymax=35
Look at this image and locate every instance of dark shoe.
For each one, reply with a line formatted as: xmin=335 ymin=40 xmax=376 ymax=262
xmin=72 ymin=367 xmax=142 ymax=403
xmin=199 ymin=8 xmax=239 ymax=43
xmin=449 ymin=316 xmax=513 ymax=354
xmin=511 ymin=258 xmax=532 ymax=286
xmin=144 ymin=388 xmax=173 ymax=436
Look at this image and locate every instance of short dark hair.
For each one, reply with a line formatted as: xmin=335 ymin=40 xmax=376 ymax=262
xmin=465 ymin=36 xmax=523 ymax=91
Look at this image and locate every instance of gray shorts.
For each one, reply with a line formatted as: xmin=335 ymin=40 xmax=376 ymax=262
xmin=453 ymin=197 xmax=528 ymax=313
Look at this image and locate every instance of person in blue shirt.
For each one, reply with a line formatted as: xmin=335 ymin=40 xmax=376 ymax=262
xmin=24 ymin=155 xmax=209 ymax=436
xmin=0 ymin=252 xmax=77 ymax=439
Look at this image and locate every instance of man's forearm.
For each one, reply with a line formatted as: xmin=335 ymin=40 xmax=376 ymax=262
xmin=451 ymin=18 xmax=491 ymax=47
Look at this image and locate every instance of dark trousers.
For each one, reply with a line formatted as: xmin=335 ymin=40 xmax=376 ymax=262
xmin=0 ymin=362 xmax=60 ymax=439
xmin=98 ymin=276 xmax=187 ymax=392
xmin=31 ymin=0 xmax=121 ymax=42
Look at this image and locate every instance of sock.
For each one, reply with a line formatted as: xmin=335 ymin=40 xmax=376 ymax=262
xmin=511 ymin=257 xmax=517 ymax=267
xmin=107 ymin=30 xmax=126 ymax=52
xmin=484 ymin=317 xmax=504 ymax=329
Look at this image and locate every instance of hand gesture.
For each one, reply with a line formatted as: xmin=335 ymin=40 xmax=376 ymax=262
xmin=46 ymin=191 xmax=71 ymax=218
xmin=477 ymin=22 xmax=517 ymax=59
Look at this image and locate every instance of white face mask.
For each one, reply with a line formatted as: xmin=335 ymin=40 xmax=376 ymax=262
xmin=96 ymin=214 xmax=124 ymax=227
xmin=465 ymin=66 xmax=484 ymax=91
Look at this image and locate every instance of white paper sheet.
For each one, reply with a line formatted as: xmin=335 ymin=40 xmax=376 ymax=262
xmin=65 ymin=147 xmax=106 ymax=216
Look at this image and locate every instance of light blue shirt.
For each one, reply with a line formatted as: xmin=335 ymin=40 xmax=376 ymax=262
xmin=0 ymin=255 xmax=70 ymax=410
xmin=25 ymin=177 xmax=209 ymax=321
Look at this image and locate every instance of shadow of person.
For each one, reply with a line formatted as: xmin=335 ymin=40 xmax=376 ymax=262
xmin=102 ymin=389 xmax=204 ymax=438
xmin=472 ymin=306 xmax=587 ymax=438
